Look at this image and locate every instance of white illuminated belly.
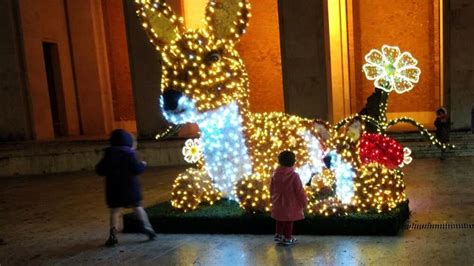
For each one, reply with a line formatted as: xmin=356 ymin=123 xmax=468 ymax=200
xmin=197 ymin=102 xmax=253 ymax=199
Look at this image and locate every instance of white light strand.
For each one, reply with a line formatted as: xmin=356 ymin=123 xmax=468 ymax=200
xmin=325 ymin=150 xmax=356 ymax=204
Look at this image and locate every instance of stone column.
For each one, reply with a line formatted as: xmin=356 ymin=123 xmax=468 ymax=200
xmin=65 ymin=0 xmax=114 ymax=136
xmin=445 ymin=0 xmax=474 ymax=130
xmin=122 ymin=0 xmax=170 ymax=139
xmin=102 ymin=0 xmax=137 ymax=133
xmin=278 ymin=0 xmax=329 ymax=120
xmin=0 ymin=0 xmax=32 ymax=141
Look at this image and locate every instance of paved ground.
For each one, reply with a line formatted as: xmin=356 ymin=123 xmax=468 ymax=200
xmin=0 ymin=157 xmax=473 ymax=265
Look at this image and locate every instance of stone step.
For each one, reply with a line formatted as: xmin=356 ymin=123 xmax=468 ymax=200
xmin=388 ymin=131 xmax=474 ymax=142
xmin=0 ymin=139 xmax=187 ymax=177
xmin=389 ymin=131 xmax=474 ymax=158
xmin=401 ymin=141 xmax=474 ymax=158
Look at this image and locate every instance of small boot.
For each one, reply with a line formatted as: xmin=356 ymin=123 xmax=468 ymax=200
xmin=143 ymin=225 xmax=157 ymax=241
xmin=440 ymin=150 xmax=447 ymax=160
xmin=105 ymin=227 xmax=118 ymax=247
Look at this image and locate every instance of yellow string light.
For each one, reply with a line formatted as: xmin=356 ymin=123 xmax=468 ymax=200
xmin=171 ymin=168 xmax=222 ymax=212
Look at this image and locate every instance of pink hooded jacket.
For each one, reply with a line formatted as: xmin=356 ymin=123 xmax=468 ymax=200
xmin=270 ymin=166 xmax=308 ymax=221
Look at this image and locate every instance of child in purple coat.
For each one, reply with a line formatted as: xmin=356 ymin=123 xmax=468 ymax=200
xmin=96 ymin=129 xmax=156 ymax=246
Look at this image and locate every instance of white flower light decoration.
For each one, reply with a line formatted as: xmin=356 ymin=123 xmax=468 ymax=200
xmin=363 ymin=45 xmax=421 ymax=94
xmin=399 ymin=147 xmax=413 ymax=168
xmin=182 ymin=138 xmax=203 ymax=164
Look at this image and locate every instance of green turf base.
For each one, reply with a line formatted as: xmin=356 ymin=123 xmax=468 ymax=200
xmin=123 ymin=200 xmax=409 ymax=236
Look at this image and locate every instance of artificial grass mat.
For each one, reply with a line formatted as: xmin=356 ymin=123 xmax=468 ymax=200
xmin=123 ymin=200 xmax=409 ymax=236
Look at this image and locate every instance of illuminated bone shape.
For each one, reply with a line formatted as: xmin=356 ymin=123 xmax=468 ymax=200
xmin=363 ymin=45 xmax=421 ymax=94
xmin=135 ymin=0 xmax=328 ymax=203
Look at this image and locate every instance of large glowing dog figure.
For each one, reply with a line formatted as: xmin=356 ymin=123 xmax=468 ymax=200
xmin=135 ymin=0 xmax=330 ymax=211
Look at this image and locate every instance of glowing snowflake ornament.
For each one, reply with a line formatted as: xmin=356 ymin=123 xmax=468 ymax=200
xmin=363 ymin=45 xmax=421 ymax=94
xmin=182 ymin=138 xmax=203 ymax=164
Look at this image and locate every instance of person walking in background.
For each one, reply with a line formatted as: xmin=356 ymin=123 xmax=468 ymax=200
xmin=96 ymin=129 xmax=156 ymax=246
xmin=434 ymin=107 xmax=451 ymax=160
xmin=270 ymin=151 xmax=308 ymax=246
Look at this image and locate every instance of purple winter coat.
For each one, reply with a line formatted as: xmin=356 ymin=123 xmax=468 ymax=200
xmin=96 ymin=129 xmax=146 ymax=208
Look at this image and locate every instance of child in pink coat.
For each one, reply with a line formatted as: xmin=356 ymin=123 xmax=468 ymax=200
xmin=270 ymin=151 xmax=308 ymax=246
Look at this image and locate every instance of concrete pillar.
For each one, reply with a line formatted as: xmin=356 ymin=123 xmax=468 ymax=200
xmin=278 ymin=0 xmax=329 ymax=120
xmin=445 ymin=0 xmax=474 ymax=130
xmin=123 ymin=0 xmax=170 ymax=139
xmin=0 ymin=0 xmax=32 ymax=141
xmin=102 ymin=0 xmax=137 ymax=133
xmin=16 ymin=0 xmax=81 ymax=140
xmin=325 ymin=0 xmax=351 ymax=123
xmin=66 ymin=0 xmax=114 ymax=136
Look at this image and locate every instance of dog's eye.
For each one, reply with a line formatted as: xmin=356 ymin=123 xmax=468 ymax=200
xmin=207 ymin=51 xmax=221 ymax=63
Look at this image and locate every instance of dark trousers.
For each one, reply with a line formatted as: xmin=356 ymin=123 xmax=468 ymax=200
xmin=276 ymin=221 xmax=294 ymax=239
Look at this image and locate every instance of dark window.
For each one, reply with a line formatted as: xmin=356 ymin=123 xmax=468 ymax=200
xmin=43 ymin=42 xmax=67 ymax=137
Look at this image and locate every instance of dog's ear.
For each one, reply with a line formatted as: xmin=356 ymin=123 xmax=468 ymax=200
xmin=135 ymin=0 xmax=185 ymax=50
xmin=314 ymin=120 xmax=331 ymax=142
xmin=205 ymin=0 xmax=251 ymax=43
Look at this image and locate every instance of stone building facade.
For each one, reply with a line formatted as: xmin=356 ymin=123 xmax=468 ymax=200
xmin=0 ymin=0 xmax=473 ymax=142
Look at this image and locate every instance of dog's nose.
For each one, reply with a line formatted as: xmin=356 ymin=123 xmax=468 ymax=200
xmin=162 ymin=89 xmax=183 ymax=111
xmin=323 ymin=154 xmax=334 ymax=169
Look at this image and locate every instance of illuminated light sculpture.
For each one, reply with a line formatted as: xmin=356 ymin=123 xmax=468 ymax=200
xmin=135 ymin=0 xmax=327 ymax=211
xmin=135 ymin=1 xmax=449 ymax=215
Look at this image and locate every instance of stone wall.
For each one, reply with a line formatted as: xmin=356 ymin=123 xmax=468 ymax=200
xmin=65 ymin=0 xmax=115 ymax=136
xmin=349 ymin=0 xmax=441 ymax=114
xmin=278 ymin=0 xmax=329 ymax=120
xmin=0 ymin=0 xmax=32 ymax=141
xmin=446 ymin=0 xmax=474 ymax=130
xmin=102 ymin=0 xmax=137 ymax=126
xmin=238 ymin=0 xmax=285 ymax=113
xmin=0 ymin=140 xmax=186 ymax=177
xmin=17 ymin=0 xmax=82 ymax=139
